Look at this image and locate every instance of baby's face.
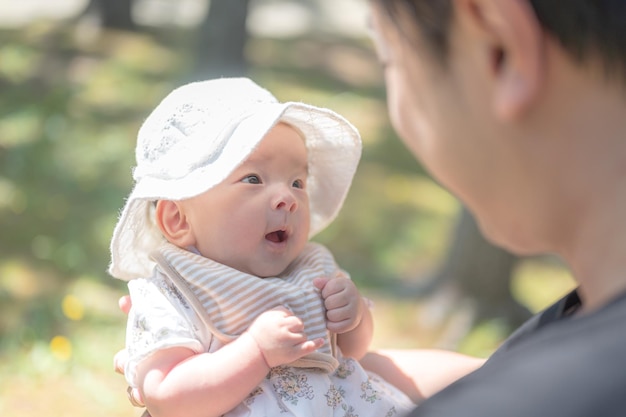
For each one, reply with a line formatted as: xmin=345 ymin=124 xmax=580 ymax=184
xmin=179 ymin=123 xmax=310 ymax=277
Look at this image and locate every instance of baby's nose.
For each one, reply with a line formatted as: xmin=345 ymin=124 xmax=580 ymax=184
xmin=273 ymin=189 xmax=298 ymax=212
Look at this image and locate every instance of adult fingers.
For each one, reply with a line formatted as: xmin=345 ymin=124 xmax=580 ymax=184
xmin=113 ymin=349 xmax=128 ymax=374
xmin=118 ymin=295 xmax=132 ymax=315
xmin=127 ymin=385 xmax=145 ymax=408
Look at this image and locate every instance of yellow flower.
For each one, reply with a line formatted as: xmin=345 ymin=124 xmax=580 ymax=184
xmin=62 ymin=294 xmax=84 ymax=321
xmin=50 ymin=335 xmax=72 ymax=361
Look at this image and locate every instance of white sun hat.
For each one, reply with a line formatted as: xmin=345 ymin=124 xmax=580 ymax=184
xmin=109 ymin=77 xmax=362 ymax=281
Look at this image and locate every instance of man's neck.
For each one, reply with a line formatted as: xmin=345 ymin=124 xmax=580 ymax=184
xmin=564 ymin=178 xmax=626 ymax=313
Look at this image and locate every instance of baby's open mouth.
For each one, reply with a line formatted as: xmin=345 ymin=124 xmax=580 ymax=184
xmin=265 ymin=230 xmax=288 ymax=243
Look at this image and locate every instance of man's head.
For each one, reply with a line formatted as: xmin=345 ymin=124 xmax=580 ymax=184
xmin=372 ymin=0 xmax=626 ymax=76
xmin=368 ymin=0 xmax=626 ymax=255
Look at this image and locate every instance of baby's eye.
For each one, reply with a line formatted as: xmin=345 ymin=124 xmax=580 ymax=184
xmin=242 ymin=174 xmax=261 ymax=184
xmin=292 ymin=179 xmax=305 ymax=189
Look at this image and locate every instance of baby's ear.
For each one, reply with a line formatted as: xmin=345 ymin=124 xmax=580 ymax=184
xmin=155 ymin=200 xmax=195 ymax=247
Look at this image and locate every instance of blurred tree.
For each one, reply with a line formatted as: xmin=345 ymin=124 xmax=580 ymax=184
xmin=194 ymin=0 xmax=250 ymax=78
xmin=431 ymin=207 xmax=531 ymax=328
xmin=83 ymin=0 xmax=136 ymax=31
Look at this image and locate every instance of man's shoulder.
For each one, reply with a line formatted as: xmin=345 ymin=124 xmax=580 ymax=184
xmin=410 ymin=290 xmax=626 ymax=417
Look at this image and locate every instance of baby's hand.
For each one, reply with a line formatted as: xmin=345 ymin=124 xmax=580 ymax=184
xmin=313 ymin=274 xmax=364 ymax=334
xmin=247 ymin=307 xmax=324 ymax=368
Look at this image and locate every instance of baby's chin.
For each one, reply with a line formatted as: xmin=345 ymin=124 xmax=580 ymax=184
xmin=253 ymin=265 xmax=290 ymax=279
xmin=194 ymin=248 xmax=293 ymax=278
xmin=244 ymin=258 xmax=295 ymax=279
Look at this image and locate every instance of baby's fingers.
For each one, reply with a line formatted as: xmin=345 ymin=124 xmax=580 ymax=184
xmin=326 ymin=304 xmax=354 ymax=323
xmin=326 ymin=318 xmax=353 ymax=333
xmin=299 ymin=337 xmax=325 ymax=354
xmin=312 ymin=277 xmax=330 ymax=290
xmin=285 ymin=316 xmax=306 ymax=333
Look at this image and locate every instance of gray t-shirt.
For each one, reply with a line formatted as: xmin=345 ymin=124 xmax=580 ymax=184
xmin=409 ymin=289 xmax=626 ymax=417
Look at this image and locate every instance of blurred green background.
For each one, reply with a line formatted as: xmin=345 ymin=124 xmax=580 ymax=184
xmin=0 ymin=1 xmax=575 ymax=415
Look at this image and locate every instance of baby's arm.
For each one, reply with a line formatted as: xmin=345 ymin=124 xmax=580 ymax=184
xmin=136 ymin=308 xmax=323 ymax=417
xmin=313 ymin=275 xmax=373 ymax=360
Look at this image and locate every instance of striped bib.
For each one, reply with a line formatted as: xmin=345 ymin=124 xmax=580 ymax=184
xmin=150 ymin=242 xmax=340 ymax=372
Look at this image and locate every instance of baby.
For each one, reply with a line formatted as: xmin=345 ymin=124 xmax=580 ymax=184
xmin=109 ymin=78 xmax=414 ymax=417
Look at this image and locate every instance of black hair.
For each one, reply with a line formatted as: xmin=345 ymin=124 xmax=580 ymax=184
xmin=375 ymin=0 xmax=626 ymax=78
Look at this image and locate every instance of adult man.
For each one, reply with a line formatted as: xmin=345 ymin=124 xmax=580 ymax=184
xmin=367 ymin=0 xmax=626 ymax=415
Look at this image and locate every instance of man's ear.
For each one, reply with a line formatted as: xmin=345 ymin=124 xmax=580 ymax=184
xmin=457 ymin=0 xmax=545 ymax=121
xmin=155 ymin=200 xmax=195 ymax=248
